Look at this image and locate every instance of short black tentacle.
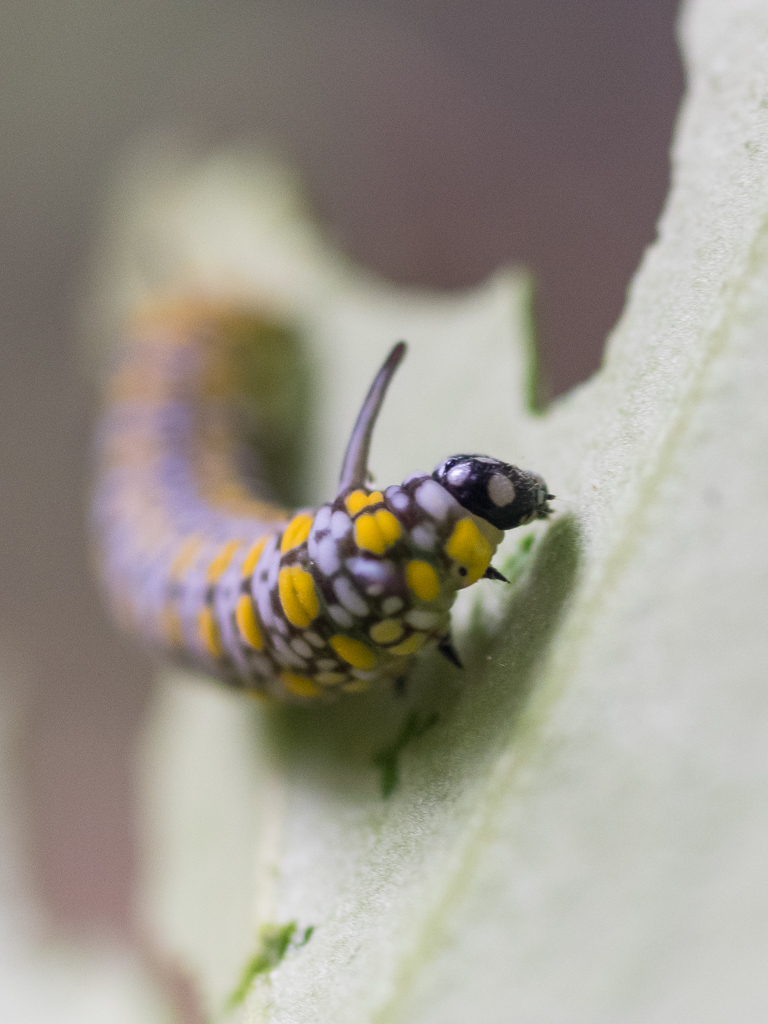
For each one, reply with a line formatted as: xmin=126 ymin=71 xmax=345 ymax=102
xmin=482 ymin=565 xmax=509 ymax=583
xmin=437 ymin=635 xmax=463 ymax=669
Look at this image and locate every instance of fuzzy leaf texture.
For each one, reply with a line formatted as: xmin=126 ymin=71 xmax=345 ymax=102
xmin=81 ymin=0 xmax=768 ymax=1020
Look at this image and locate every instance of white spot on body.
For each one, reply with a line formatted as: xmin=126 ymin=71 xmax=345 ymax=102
xmin=313 ymin=504 xmax=332 ymax=534
xmin=315 ymin=535 xmax=341 ymax=576
xmin=291 ymin=637 xmax=314 ymax=659
xmin=488 ymin=473 xmax=516 ymax=507
xmin=333 ymin=576 xmax=369 ymax=616
xmin=255 ymin=572 xmax=277 ymax=631
xmin=405 ymin=608 xmax=440 ymax=630
xmin=347 ymin=557 xmax=393 ymax=586
xmin=446 ymin=462 xmax=471 ymax=487
xmin=214 ymin=595 xmax=248 ymax=675
xmin=304 ymin=631 xmax=324 ymax=648
xmin=265 ymin=543 xmax=280 ymax=589
xmin=416 ymin=479 xmax=457 ymax=519
xmin=411 ymin=524 xmax=437 ymax=550
xmin=328 ymin=604 xmax=354 ymax=627
xmin=273 ymin=615 xmax=289 ymax=636
xmin=308 ymin=505 xmax=333 ymax=562
xmin=382 ymin=596 xmax=404 ymax=616
xmin=331 ymin=511 xmax=352 ymax=539
xmin=386 ymin=486 xmax=410 ymax=512
xmin=316 ymin=658 xmax=339 ymax=671
xmin=271 ymin=634 xmax=307 ymax=669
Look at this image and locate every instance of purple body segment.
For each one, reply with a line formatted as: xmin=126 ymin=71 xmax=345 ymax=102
xmin=92 ymin=302 xmax=549 ymax=701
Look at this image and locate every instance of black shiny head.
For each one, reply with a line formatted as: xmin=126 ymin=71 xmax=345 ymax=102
xmin=433 ymin=454 xmax=553 ymax=530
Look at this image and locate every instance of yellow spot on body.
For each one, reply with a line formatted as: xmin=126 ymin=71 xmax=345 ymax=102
xmin=354 ymin=509 xmax=401 ymax=555
xmin=445 ymin=517 xmax=493 ymax=586
xmin=315 ymin=671 xmax=348 ymax=686
xmin=329 ymin=634 xmax=377 ymax=670
xmin=354 ymin=515 xmax=380 ymax=553
xmin=406 ymin=560 xmax=441 ymax=601
xmin=241 ymin=536 xmax=269 ymax=577
xmin=170 ymin=535 xmax=203 ymax=581
xmin=280 ymin=513 xmax=314 ymax=553
xmin=278 ymin=566 xmax=319 ymax=627
xmin=390 ymin=632 xmax=428 ymax=656
xmin=346 ymin=490 xmax=386 ymax=516
xmin=343 ymin=679 xmax=370 ymax=693
xmin=206 ymin=539 xmax=242 ymax=584
xmin=235 ymin=595 xmax=264 ymax=650
xmin=245 ymin=689 xmax=269 ymax=702
xmin=369 ymin=618 xmax=404 ymax=645
xmin=281 ymin=672 xmax=323 ymax=698
xmin=345 ymin=489 xmax=369 ymax=515
xmin=198 ymin=606 xmax=223 ymax=659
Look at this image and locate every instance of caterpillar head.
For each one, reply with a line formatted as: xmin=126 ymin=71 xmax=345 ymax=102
xmin=324 ymin=343 xmax=556 ymax=681
xmin=432 ymin=455 xmax=553 ymax=530
xmin=338 ymin=343 xmax=553 ymax=604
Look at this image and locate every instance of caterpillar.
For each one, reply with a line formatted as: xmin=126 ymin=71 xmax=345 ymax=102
xmin=92 ymin=302 xmax=553 ymax=702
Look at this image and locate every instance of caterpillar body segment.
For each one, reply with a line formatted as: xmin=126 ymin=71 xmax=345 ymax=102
xmin=92 ymin=303 xmax=553 ymax=702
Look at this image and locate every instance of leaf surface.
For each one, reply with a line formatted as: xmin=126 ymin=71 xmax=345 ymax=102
xmin=89 ymin=3 xmax=768 ymax=1019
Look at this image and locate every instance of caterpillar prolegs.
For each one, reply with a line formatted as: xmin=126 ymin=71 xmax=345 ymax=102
xmin=92 ymin=303 xmax=553 ymax=702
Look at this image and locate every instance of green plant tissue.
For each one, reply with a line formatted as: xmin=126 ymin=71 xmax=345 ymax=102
xmin=84 ymin=0 xmax=768 ymax=1020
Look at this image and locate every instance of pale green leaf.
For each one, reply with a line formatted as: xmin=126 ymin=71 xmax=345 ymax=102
xmin=86 ymin=1 xmax=768 ymax=1020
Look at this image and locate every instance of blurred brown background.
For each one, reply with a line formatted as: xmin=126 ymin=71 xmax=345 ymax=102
xmin=0 ymin=0 xmax=682 ymax=940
